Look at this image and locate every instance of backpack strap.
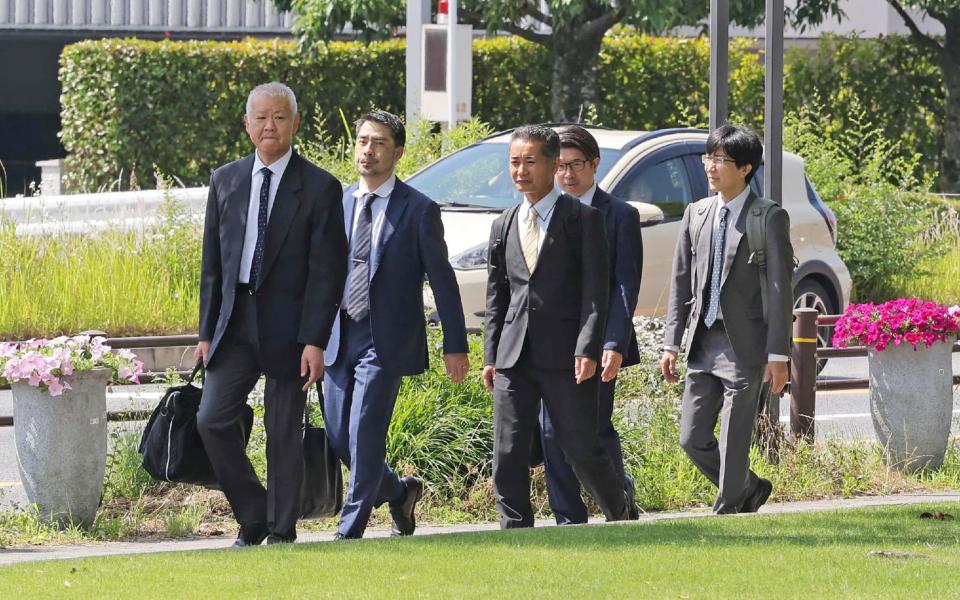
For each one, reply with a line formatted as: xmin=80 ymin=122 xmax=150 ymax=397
xmin=491 ymin=204 xmax=520 ymax=279
xmin=746 ymin=197 xmax=777 ymax=322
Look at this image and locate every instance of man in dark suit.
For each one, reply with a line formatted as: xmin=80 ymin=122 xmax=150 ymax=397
xmin=538 ymin=125 xmax=643 ymax=524
xmin=194 ymin=82 xmax=348 ymax=546
xmin=660 ymin=124 xmax=794 ymax=514
xmin=323 ymin=110 xmax=469 ymax=540
xmin=483 ymin=124 xmax=630 ymax=529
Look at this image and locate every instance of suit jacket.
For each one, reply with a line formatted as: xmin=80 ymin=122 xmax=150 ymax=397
xmin=324 ymin=179 xmax=468 ymax=375
xmin=484 ymin=194 xmax=609 ymax=370
xmin=663 ymin=191 xmax=794 ymax=368
xmin=592 ymin=189 xmax=643 ymax=368
xmin=198 ymin=151 xmax=348 ymax=379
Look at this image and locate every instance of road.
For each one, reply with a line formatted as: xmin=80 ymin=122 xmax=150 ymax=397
xmin=1 ymin=354 xmax=958 ymax=512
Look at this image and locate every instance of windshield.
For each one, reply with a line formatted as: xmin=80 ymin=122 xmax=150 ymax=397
xmin=406 ymin=142 xmax=625 ymax=209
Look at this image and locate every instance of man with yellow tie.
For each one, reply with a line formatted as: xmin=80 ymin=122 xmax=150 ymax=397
xmin=481 ymin=125 xmax=631 ymax=529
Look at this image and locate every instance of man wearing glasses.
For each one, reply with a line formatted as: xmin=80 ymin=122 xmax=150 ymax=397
xmin=660 ymin=124 xmax=794 ymax=514
xmin=537 ymin=125 xmax=643 ymax=524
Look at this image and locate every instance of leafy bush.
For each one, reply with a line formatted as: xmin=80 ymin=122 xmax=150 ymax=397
xmin=784 ymin=99 xmax=949 ymax=301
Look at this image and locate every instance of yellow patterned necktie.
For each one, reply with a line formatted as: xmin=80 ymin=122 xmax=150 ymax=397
xmin=522 ymin=204 xmax=540 ymax=273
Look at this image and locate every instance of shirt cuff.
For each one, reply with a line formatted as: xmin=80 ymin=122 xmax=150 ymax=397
xmin=663 ymin=345 xmax=680 ymax=354
xmin=768 ymin=354 xmax=789 ymax=362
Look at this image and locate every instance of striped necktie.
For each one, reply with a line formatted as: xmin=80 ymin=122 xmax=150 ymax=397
xmin=522 ymin=204 xmax=540 ymax=273
xmin=345 ymin=192 xmax=377 ymax=320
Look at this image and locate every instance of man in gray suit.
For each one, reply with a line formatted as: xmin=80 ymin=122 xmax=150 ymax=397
xmin=483 ymin=125 xmax=630 ymax=529
xmin=660 ymin=124 xmax=793 ymax=514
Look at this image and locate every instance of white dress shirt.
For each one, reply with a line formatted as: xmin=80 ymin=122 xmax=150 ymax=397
xmin=341 ymin=175 xmax=396 ymax=307
xmin=238 ymin=147 xmax=292 ymax=284
xmin=575 ymin=183 xmax=598 ymax=207
xmin=518 ymin=186 xmax=561 ymax=254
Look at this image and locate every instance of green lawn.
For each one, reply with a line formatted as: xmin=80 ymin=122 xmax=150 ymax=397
xmin=2 ymin=504 xmax=959 ymax=598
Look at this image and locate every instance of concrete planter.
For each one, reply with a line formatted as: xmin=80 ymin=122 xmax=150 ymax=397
xmin=868 ymin=340 xmax=954 ymax=472
xmin=12 ymin=368 xmax=110 ymax=527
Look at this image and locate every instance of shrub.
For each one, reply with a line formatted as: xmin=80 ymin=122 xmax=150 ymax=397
xmin=784 ymin=99 xmax=948 ymax=301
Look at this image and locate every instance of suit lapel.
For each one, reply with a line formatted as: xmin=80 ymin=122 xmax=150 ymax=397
xmin=371 ymin=179 xmax=410 ymax=279
xmin=693 ymin=200 xmax=715 ymax=289
xmin=720 ymin=192 xmax=754 ymax=290
xmin=255 ymin=153 xmax=303 ymax=291
xmin=592 ymin=190 xmax=615 ymax=236
xmin=221 ymin=155 xmax=255 ymax=286
xmin=535 ymin=195 xmax=570 ymax=274
xmin=507 ymin=205 xmax=530 ymax=278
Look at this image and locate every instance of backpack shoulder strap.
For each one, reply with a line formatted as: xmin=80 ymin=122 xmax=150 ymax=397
xmin=492 ymin=204 xmax=520 ymax=272
xmin=746 ymin=197 xmax=777 ymax=322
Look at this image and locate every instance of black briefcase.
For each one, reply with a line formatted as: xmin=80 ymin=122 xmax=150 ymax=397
xmin=138 ymin=362 xmax=253 ymax=488
xmin=300 ymin=385 xmax=343 ymax=519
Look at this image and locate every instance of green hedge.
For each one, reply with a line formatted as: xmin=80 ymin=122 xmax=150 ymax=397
xmin=60 ymin=34 xmax=943 ymax=192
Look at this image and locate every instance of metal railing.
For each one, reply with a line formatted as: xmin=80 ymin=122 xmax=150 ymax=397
xmin=789 ymin=308 xmax=960 ymax=442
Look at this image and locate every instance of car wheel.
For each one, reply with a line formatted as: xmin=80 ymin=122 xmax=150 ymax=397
xmin=793 ymin=279 xmax=836 ymax=374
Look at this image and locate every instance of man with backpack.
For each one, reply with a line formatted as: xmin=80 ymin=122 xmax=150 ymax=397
xmin=660 ymin=124 xmax=794 ymax=514
xmin=482 ymin=125 xmax=631 ymax=528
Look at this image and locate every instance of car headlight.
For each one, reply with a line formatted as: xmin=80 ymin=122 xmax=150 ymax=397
xmin=449 ymin=242 xmax=488 ymax=271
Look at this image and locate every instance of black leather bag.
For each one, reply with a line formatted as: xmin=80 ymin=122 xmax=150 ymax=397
xmin=138 ymin=363 xmax=253 ymax=488
xmin=300 ymin=385 xmax=343 ymax=519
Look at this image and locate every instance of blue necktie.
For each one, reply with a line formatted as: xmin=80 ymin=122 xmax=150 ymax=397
xmin=345 ymin=193 xmax=377 ymax=320
xmin=703 ymin=206 xmax=729 ymax=328
xmin=249 ymin=167 xmax=271 ymax=289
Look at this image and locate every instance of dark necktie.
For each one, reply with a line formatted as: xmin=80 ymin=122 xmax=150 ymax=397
xmin=345 ymin=193 xmax=377 ymax=320
xmin=703 ymin=205 xmax=729 ymax=328
xmin=249 ymin=167 xmax=271 ymax=289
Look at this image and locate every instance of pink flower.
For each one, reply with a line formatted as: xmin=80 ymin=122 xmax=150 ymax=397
xmin=833 ymin=298 xmax=960 ymax=351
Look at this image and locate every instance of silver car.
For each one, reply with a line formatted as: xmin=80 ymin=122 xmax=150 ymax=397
xmin=410 ymin=127 xmax=851 ymax=352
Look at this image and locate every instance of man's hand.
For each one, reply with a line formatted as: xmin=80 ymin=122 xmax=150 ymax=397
xmin=482 ymin=365 xmax=496 ymax=390
xmin=300 ymin=344 xmax=324 ymax=391
xmin=659 ymin=350 xmax=679 ymax=383
xmin=194 ymin=341 xmax=211 ymax=366
xmin=574 ymin=356 xmax=597 ymax=384
xmin=763 ymin=361 xmax=789 ymax=394
xmin=444 ymin=353 xmax=469 ymax=384
xmin=600 ymin=350 xmax=623 ymax=383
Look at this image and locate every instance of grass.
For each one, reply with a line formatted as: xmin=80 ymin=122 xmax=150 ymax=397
xmin=896 ymin=238 xmax=960 ymax=304
xmin=2 ymin=504 xmax=960 ymax=598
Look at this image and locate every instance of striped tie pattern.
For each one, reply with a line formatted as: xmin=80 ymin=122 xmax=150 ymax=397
xmin=248 ymin=167 xmax=271 ymax=289
xmin=703 ymin=205 xmax=729 ymax=328
xmin=522 ymin=204 xmax=540 ymax=273
xmin=345 ymin=192 xmax=377 ymax=320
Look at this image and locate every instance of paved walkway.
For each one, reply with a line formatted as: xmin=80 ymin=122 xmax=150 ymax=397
xmin=2 ymin=493 xmax=957 ymax=567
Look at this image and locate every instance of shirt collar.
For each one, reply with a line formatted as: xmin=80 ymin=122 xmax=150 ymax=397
xmin=523 ymin=186 xmax=561 ymax=221
xmin=355 ymin=174 xmax=397 ymax=200
xmin=576 ymin=183 xmax=598 ymax=207
xmin=253 ymin=146 xmax=293 ymax=179
xmin=716 ymin=185 xmax=751 ymax=218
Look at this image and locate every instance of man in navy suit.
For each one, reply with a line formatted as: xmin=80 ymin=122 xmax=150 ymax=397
xmin=323 ymin=110 xmax=469 ymax=539
xmin=538 ymin=125 xmax=644 ymax=524
xmin=195 ymin=82 xmax=347 ymax=547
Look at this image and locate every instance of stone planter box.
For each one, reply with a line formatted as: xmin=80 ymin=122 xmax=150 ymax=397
xmin=868 ymin=340 xmax=954 ymax=472
xmin=12 ymin=368 xmax=110 ymax=527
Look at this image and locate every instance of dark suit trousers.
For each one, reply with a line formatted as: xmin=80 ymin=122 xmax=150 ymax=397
xmin=539 ymin=376 xmax=627 ymax=525
xmin=679 ymin=321 xmax=765 ymax=514
xmin=493 ymin=348 xmax=627 ymax=529
xmin=197 ymin=291 xmax=307 ymax=540
xmin=323 ymin=313 xmax=406 ymax=538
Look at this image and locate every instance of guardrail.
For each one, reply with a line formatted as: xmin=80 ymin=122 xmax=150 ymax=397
xmin=789 ymin=308 xmax=960 ymax=442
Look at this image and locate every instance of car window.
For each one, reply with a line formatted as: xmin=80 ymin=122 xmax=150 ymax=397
xmin=612 ymin=157 xmax=693 ymax=218
xmin=406 ymin=142 xmax=624 ymax=209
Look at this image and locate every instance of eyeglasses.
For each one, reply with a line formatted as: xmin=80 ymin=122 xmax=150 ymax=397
xmin=701 ymin=155 xmax=736 ymax=167
xmin=557 ymin=159 xmax=588 ymax=173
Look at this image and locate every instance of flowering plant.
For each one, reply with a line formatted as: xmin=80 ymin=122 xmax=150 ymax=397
xmin=832 ymin=298 xmax=960 ymax=351
xmin=0 ymin=335 xmax=144 ymax=396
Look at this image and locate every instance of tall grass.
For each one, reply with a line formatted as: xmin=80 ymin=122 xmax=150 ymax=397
xmin=0 ymin=192 xmax=201 ymax=338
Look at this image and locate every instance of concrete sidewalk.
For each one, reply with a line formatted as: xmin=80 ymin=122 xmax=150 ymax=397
xmin=2 ymin=492 xmax=957 ymax=567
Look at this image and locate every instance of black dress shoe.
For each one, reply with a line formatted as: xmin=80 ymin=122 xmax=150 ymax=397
xmin=389 ymin=476 xmax=424 ymax=536
xmin=231 ymin=523 xmax=269 ymax=548
xmin=741 ymin=478 xmax=773 ymax=513
xmin=625 ymin=475 xmax=640 ymax=520
xmin=265 ymin=534 xmax=295 ymax=545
